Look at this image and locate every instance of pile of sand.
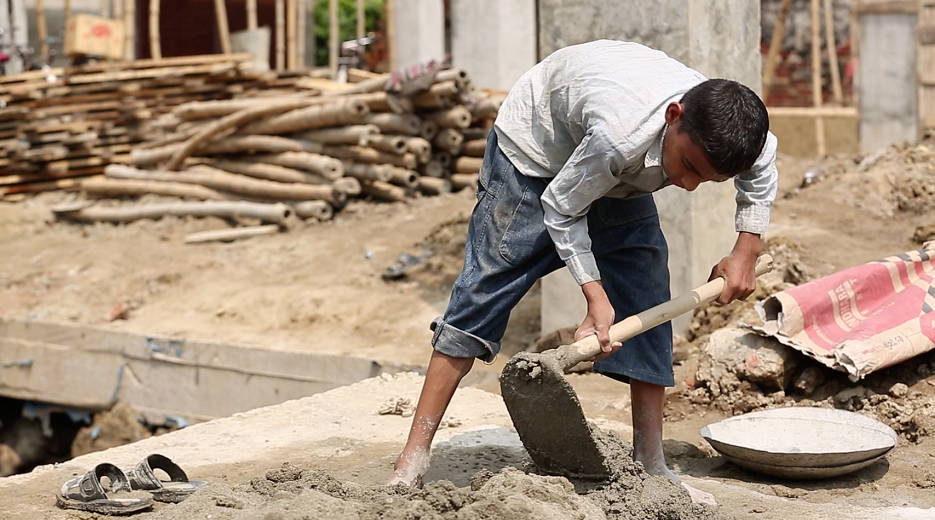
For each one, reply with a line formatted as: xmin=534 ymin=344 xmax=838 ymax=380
xmin=150 ymin=430 xmax=725 ymax=520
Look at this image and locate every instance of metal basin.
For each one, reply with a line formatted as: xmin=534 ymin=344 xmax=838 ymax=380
xmin=700 ymin=407 xmax=897 ymax=479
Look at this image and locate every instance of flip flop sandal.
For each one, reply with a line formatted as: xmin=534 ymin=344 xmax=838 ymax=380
xmin=125 ymin=454 xmax=207 ymax=503
xmin=56 ymin=462 xmax=153 ymax=515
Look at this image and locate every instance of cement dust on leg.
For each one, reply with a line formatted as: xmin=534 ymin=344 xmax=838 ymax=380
xmin=386 ymin=445 xmax=430 ymax=487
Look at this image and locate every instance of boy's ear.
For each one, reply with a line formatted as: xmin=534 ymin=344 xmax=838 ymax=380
xmin=664 ymin=102 xmax=684 ymax=125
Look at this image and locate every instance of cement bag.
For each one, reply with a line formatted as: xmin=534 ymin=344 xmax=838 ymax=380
xmin=751 ymin=244 xmax=935 ymax=381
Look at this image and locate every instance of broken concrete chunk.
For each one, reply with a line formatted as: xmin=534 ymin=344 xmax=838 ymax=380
xmin=793 ymin=366 xmax=826 ymax=396
xmin=701 ymin=327 xmax=800 ymax=391
xmin=889 ymin=383 xmax=909 ymax=399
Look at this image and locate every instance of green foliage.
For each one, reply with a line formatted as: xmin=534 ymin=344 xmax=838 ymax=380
xmin=314 ymin=0 xmax=385 ymax=67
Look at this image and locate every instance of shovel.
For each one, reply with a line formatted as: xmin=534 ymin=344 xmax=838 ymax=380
xmin=500 ymin=254 xmax=774 ymax=479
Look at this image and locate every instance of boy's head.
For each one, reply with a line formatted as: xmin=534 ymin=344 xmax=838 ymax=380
xmin=661 ymin=79 xmax=769 ymax=191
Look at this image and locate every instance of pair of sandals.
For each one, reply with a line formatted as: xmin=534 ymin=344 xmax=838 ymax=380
xmin=55 ymin=454 xmax=207 ymax=515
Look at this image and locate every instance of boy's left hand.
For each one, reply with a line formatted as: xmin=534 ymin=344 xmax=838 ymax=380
xmin=709 ymin=232 xmax=761 ymax=304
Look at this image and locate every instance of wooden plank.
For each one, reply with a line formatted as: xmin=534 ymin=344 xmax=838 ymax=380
xmin=768 ymin=106 xmax=859 ymax=117
xmin=853 ymin=0 xmax=918 ymax=15
xmin=66 ymin=63 xmax=240 ymax=85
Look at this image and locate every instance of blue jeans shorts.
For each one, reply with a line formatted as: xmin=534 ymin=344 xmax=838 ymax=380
xmin=431 ymin=131 xmax=674 ymax=387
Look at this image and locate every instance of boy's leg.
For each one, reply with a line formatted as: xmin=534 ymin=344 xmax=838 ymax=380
xmin=387 ymin=351 xmax=473 ymax=485
xmin=587 ymin=196 xmax=715 ymax=505
xmin=630 ymin=379 xmax=715 ymax=505
xmin=389 ymin=131 xmax=562 ymax=485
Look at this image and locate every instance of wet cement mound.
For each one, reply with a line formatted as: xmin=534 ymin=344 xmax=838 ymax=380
xmin=150 ymin=430 xmax=727 ymax=520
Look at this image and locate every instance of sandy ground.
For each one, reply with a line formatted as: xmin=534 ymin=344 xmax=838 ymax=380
xmin=1 ymin=129 xmax=935 ymax=517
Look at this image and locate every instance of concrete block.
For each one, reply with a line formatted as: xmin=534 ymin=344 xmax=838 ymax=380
xmin=450 ymin=0 xmax=537 ymax=91
xmin=859 ymin=12 xmax=918 ymax=153
xmin=391 ymin=0 xmax=445 ymax=70
xmin=701 ymin=327 xmax=799 ymax=391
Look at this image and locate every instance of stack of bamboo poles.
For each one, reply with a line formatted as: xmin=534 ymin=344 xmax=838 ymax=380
xmin=47 ymin=68 xmax=506 ymax=237
xmin=0 ymin=53 xmax=318 ymax=201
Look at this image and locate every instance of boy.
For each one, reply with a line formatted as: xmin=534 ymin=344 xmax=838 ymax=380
xmin=388 ymin=40 xmax=778 ymax=504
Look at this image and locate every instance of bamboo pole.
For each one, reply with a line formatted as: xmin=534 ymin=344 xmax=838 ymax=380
xmin=185 ymin=225 xmax=280 ymax=244
xmin=124 ymin=0 xmax=135 ymax=61
xmin=333 ymin=176 xmax=361 ymax=195
xmin=297 ymin=0 xmax=306 ymax=67
xmin=340 ymin=162 xmax=393 ymax=182
xmin=166 ymin=99 xmax=317 ymax=170
xmin=454 ymin=156 xmax=483 ymax=174
xmin=247 ymin=0 xmax=258 ymax=30
xmin=763 ymin=0 xmax=794 ymax=90
xmin=298 ymin=124 xmax=380 ymax=146
xmin=214 ymin=0 xmax=232 ymax=54
xmin=200 ymin=135 xmax=308 ymax=155
xmin=149 ymin=0 xmax=161 ymax=60
xmin=417 ymin=176 xmax=451 ymax=196
xmin=363 ymin=113 xmax=422 ymax=135
xmin=100 ymin=0 xmax=109 ymax=17
xmin=356 ymin=0 xmax=364 ymax=41
xmin=54 ymin=200 xmax=294 ymax=224
xmin=246 ymin=151 xmax=344 ymax=180
xmin=287 ymin=0 xmax=297 ymax=70
xmin=211 ymin=159 xmax=332 ymax=184
xmin=106 ymin=164 xmax=347 ymax=205
xmin=64 ymin=0 xmax=71 ymax=26
xmin=360 ymin=179 xmax=408 ymax=202
xmin=82 ymin=177 xmax=228 ymax=200
xmin=329 ymin=0 xmax=338 ymax=78
xmin=292 ymin=200 xmax=333 ymax=220
xmin=113 ymin=0 xmax=122 ymax=20
xmin=276 ymin=0 xmax=285 ymax=70
xmin=822 ymin=0 xmax=843 ymax=104
xmin=450 ymin=173 xmax=478 ymax=192
xmin=238 ymin=98 xmax=370 ymax=135
xmin=811 ymin=0 xmax=826 ymax=156
xmin=36 ymin=0 xmax=49 ymax=60
xmin=386 ymin=0 xmax=396 ymax=71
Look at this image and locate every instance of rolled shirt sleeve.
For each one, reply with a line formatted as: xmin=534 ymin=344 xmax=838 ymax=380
xmin=540 ymin=125 xmax=630 ymax=285
xmin=733 ymin=131 xmax=779 ymax=235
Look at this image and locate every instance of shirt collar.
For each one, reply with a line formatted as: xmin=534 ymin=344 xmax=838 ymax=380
xmin=643 ymin=124 xmax=666 ymax=169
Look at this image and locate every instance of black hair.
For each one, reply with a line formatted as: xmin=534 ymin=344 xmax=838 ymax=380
xmin=678 ymin=79 xmax=769 ymax=177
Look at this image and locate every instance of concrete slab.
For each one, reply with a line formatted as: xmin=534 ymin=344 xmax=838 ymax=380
xmin=0 ymin=317 xmax=406 ymax=424
xmin=0 ymin=373 xmax=932 ymax=519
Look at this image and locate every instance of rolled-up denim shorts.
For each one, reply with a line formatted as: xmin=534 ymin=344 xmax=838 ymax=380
xmin=430 ymin=130 xmax=674 ymax=387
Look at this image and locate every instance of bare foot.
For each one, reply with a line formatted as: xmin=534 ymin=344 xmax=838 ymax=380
xmin=386 ymin=446 xmax=430 ymax=487
xmin=681 ymin=481 xmax=718 ymax=507
xmin=636 ymin=455 xmax=718 ymax=507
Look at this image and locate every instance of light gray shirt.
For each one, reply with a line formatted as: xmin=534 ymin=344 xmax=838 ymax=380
xmin=493 ymin=40 xmax=778 ymax=286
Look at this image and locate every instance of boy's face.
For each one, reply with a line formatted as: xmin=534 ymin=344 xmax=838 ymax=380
xmin=661 ymin=102 xmax=730 ymax=191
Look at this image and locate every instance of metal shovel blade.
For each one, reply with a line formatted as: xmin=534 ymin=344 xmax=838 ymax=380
xmin=500 ymin=351 xmax=612 ymax=479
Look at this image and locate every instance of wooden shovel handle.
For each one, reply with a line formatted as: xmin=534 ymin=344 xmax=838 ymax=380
xmin=554 ymin=254 xmax=774 ymax=371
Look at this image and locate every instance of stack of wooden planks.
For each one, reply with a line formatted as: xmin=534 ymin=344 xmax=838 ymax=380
xmin=0 ymin=53 xmax=316 ymax=201
xmin=43 ymin=66 xmax=505 ymax=236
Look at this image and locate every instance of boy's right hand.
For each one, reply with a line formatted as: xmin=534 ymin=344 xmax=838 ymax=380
xmin=578 ymin=281 xmax=623 ymax=361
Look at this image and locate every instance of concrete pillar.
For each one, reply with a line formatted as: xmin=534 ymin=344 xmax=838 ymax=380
xmin=538 ymin=0 xmax=761 ymax=337
xmin=449 ymin=0 xmax=537 ymax=91
xmin=858 ymin=11 xmax=918 ymax=153
xmin=391 ymin=0 xmax=445 ymax=70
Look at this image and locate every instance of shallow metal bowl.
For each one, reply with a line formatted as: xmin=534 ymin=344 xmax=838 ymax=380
xmin=700 ymin=407 xmax=897 ymax=479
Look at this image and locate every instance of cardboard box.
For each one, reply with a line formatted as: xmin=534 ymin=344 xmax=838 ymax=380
xmin=64 ymin=14 xmax=125 ymax=60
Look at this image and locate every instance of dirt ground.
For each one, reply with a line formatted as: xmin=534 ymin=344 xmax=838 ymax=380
xmin=2 ymin=125 xmax=935 ymax=518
